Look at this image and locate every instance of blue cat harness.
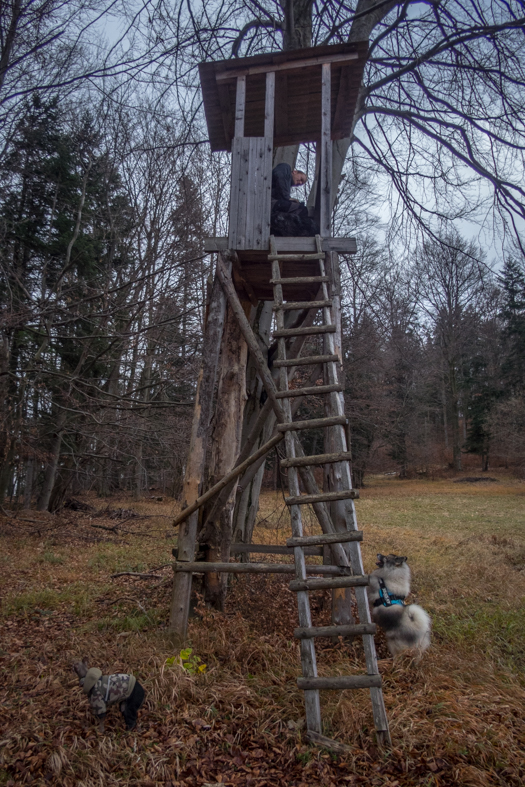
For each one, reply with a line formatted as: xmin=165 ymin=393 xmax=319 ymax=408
xmin=373 ymin=577 xmax=406 ymax=607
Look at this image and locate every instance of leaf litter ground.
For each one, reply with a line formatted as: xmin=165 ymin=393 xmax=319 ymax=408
xmin=0 ymin=478 xmax=524 ymax=786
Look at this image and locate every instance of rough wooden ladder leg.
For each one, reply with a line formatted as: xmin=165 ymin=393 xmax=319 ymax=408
xmin=269 ymin=235 xmax=391 ymax=747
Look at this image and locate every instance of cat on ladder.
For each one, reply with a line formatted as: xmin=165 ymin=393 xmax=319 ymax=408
xmin=368 ymin=553 xmax=431 ymax=656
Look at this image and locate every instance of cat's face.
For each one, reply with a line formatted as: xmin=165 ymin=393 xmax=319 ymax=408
xmin=376 ymin=553 xmax=408 ymax=569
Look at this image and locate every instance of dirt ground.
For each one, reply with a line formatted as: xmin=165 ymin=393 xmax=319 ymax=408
xmin=0 ymin=475 xmax=524 ymax=786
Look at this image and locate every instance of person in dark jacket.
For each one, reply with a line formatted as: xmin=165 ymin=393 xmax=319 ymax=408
xmin=270 ymin=163 xmax=317 ymax=236
xmin=271 ymin=163 xmax=307 ymax=209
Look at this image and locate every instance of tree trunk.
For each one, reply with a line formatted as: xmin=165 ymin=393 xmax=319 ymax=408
xmin=202 ymin=302 xmax=248 ymax=609
xmin=309 ymin=1 xmax=399 ymax=211
xmin=169 ymin=268 xmax=228 ymax=637
xmin=449 ymin=363 xmax=462 ymax=471
xmin=232 ymin=301 xmax=273 ymax=546
xmin=37 ymin=409 xmax=67 ymax=511
xmin=134 ymin=443 xmax=144 ymax=498
xmin=0 ymin=335 xmax=12 ymax=504
xmin=23 ymin=456 xmax=34 ymax=509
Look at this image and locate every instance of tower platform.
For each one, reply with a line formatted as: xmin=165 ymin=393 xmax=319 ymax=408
xmin=204 ymin=236 xmax=356 ymax=301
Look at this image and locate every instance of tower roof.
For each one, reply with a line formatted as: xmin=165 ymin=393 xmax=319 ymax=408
xmin=199 ymin=40 xmax=368 ymax=152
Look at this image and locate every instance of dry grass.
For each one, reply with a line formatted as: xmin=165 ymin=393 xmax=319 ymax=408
xmin=0 ymin=475 xmax=524 ymax=786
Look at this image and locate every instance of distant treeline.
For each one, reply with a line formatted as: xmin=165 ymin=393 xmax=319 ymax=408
xmin=1 ymin=99 xmax=524 ymax=510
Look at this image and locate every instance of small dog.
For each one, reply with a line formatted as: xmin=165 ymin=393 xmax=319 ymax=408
xmin=368 ymin=554 xmax=431 ymax=656
xmin=73 ymin=659 xmax=145 ymax=731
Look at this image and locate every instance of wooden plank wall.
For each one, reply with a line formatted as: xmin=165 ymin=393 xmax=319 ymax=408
xmin=228 ymin=71 xmax=273 ymax=251
xmin=228 ymin=136 xmax=272 ymax=250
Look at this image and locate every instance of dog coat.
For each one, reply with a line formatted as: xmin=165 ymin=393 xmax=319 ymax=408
xmin=81 ymin=670 xmax=137 ymax=718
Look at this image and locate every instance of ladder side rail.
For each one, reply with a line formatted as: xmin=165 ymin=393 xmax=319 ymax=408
xmin=271 ymin=246 xmax=322 ymax=734
xmin=316 ymin=245 xmax=357 ymax=628
xmin=318 ymin=244 xmax=391 ymax=745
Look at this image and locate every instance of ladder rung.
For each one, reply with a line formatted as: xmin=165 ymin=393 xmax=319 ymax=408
xmin=273 ymin=354 xmax=339 ymax=368
xmin=273 ymin=324 xmax=336 ymax=338
xmin=270 ymin=276 xmax=329 ymax=285
xmin=277 ymin=415 xmax=347 ymax=432
xmin=268 ymin=253 xmax=325 ymax=261
xmin=289 ymin=575 xmax=369 ymax=592
xmin=305 ymin=731 xmax=354 ymax=755
xmin=287 ymin=531 xmax=363 ymax=547
xmin=294 ymin=623 xmax=376 ymax=639
xmin=285 ymin=489 xmax=359 ymax=506
xmin=275 ymin=383 xmax=342 ymax=399
xmin=173 ymin=562 xmax=352 ymax=575
xmin=273 ymin=300 xmax=332 ymax=311
xmin=297 ymin=675 xmax=382 ymax=691
xmin=230 ymin=543 xmax=323 ymax=556
xmin=281 ymin=450 xmax=351 ymax=468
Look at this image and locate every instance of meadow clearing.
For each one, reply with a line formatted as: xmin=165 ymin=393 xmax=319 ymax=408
xmin=0 ymin=475 xmax=523 ymax=786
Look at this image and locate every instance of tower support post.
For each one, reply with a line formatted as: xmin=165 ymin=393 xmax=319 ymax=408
xmin=169 ymin=265 xmax=229 ymax=639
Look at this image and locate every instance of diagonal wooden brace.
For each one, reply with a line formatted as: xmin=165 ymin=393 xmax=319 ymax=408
xmin=172 ymin=431 xmax=283 ymax=529
xmin=217 ymin=255 xmax=286 ymax=422
xmin=216 ymin=255 xmax=350 ymax=568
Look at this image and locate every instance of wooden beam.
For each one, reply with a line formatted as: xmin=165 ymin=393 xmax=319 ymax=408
xmin=172 ymin=432 xmax=283 ymax=528
xmin=289 ymin=575 xmax=369 ymax=592
xmin=264 ymin=71 xmax=275 ymax=138
xmin=201 ymin=396 xmax=273 ymax=532
xmin=277 ymin=415 xmax=347 ymax=432
xmin=273 ymin=353 xmax=339 ymax=367
xmin=215 ymin=51 xmax=359 ymax=82
xmin=285 ymin=489 xmax=359 ymax=507
xmin=320 ymin=62 xmax=332 ymax=237
xmin=294 ymin=623 xmax=376 ymax=639
xmin=287 ymin=531 xmax=363 ymax=547
xmin=280 ymin=450 xmax=353 ymax=468
xmin=174 ymin=562 xmax=353 ymax=575
xmin=203 ymin=237 xmax=357 ymax=254
xmin=297 ymin=675 xmax=382 ymax=691
xmin=275 ymin=383 xmax=343 ymax=399
xmin=230 ymin=543 xmax=323 ymax=556
xmin=234 ymin=76 xmax=246 ymax=136
xmin=305 ymin=731 xmax=354 ymax=755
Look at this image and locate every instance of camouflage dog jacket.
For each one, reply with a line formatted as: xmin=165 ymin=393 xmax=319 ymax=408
xmin=81 ymin=672 xmax=137 ymax=718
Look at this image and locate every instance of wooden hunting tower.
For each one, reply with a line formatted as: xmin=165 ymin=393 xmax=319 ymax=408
xmin=170 ymin=41 xmax=391 ymax=749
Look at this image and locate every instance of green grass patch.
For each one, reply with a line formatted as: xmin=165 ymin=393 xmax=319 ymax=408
xmin=38 ymin=551 xmax=64 ymax=564
xmin=434 ymin=604 xmax=525 ymax=671
xmin=2 ymin=582 xmax=107 ymax=618
xmin=96 ymin=611 xmax=159 ymax=633
xmin=0 ymin=768 xmax=11 ymax=786
xmin=4 ymin=587 xmax=64 ymax=614
xmin=88 ymin=545 xmax=148 ymax=574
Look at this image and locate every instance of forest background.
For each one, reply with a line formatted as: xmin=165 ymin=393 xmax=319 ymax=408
xmin=1 ymin=0 xmax=525 ymax=514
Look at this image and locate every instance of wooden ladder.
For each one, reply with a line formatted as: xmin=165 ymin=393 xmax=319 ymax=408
xmin=269 ymin=234 xmax=391 ymax=747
